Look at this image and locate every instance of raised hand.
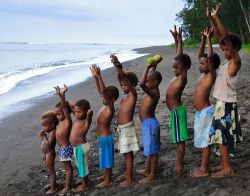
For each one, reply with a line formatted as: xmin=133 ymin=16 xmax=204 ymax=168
xmin=110 ymin=54 xmax=122 ymax=69
xmin=211 ymin=3 xmax=221 ymax=17
xmin=205 ymin=27 xmax=214 ymax=38
xmin=202 ymin=27 xmax=209 ymax=40
xmin=54 ymin=84 xmax=68 ymax=97
xmin=206 ymin=1 xmax=212 ymax=18
xmin=177 ymin=27 xmax=182 ymax=40
xmin=146 ymin=60 xmax=157 ymax=69
xmin=170 ymin=25 xmax=178 ymax=40
xmin=90 ymin=64 xmax=101 ymax=77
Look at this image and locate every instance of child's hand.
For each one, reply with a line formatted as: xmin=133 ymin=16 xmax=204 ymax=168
xmin=90 ymin=64 xmax=101 ymax=77
xmin=170 ymin=25 xmax=178 ymax=40
xmin=110 ymin=54 xmax=122 ymax=69
xmin=206 ymin=1 xmax=212 ymax=18
xmin=206 ymin=27 xmax=214 ymax=39
xmin=39 ymin=130 xmax=45 ymax=138
xmin=177 ymin=27 xmax=182 ymax=40
xmin=211 ymin=3 xmax=221 ymax=17
xmin=201 ymin=27 xmax=208 ymax=40
xmin=54 ymin=84 xmax=68 ymax=97
xmin=146 ymin=60 xmax=157 ymax=69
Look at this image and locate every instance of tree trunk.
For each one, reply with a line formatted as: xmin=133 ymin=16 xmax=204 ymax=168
xmin=238 ymin=0 xmax=250 ymax=33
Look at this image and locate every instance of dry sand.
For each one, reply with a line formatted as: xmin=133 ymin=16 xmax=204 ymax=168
xmin=0 ymin=46 xmax=249 ymax=195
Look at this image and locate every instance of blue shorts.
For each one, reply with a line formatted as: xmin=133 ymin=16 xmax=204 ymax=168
xmin=142 ymin=118 xmax=160 ymax=156
xmin=194 ymin=105 xmax=214 ymax=148
xmin=59 ymin=145 xmax=73 ymax=162
xmin=99 ymin=135 xmax=114 ymax=169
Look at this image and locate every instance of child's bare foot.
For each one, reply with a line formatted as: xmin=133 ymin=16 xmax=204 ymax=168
xmin=209 ymin=165 xmax=223 ymax=172
xmin=73 ymin=185 xmax=89 ymax=193
xmin=190 ymin=168 xmax=208 ymax=178
xmin=45 ymin=188 xmax=57 ymax=195
xmin=119 ymin=179 xmax=135 ymax=188
xmin=118 ymin=172 xmax=127 ymax=180
xmin=58 ymin=187 xmax=71 ymax=195
xmin=139 ymin=176 xmax=156 ymax=184
xmin=96 ymin=175 xmax=105 ymax=180
xmin=211 ymin=169 xmax=234 ymax=178
xmin=95 ymin=180 xmax=112 ymax=188
xmin=136 ymin=169 xmax=150 ymax=177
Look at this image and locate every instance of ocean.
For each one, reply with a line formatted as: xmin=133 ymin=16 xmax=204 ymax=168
xmin=0 ymin=42 xmax=148 ymax=120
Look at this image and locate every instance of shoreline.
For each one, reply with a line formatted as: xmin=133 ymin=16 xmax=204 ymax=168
xmin=1 ymin=46 xmax=250 ymax=195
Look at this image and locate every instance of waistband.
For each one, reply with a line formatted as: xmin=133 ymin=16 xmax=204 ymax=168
xmin=118 ymin=121 xmax=135 ymax=129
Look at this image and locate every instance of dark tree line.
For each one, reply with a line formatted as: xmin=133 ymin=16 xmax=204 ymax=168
xmin=176 ymin=0 xmax=250 ymax=44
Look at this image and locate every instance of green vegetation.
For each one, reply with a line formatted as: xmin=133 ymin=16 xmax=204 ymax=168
xmin=242 ymin=44 xmax=250 ymax=52
xmin=176 ymin=0 xmax=250 ymax=44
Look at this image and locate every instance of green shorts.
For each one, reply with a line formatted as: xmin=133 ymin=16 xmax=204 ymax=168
xmin=170 ymin=104 xmax=188 ymax=143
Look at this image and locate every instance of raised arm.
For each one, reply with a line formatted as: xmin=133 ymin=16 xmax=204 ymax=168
xmin=198 ymin=28 xmax=208 ymax=59
xmin=206 ymin=2 xmax=222 ymax=44
xmin=54 ymin=84 xmax=72 ymax=123
xmin=139 ymin=63 xmax=158 ymax=97
xmin=90 ymin=66 xmax=101 ymax=94
xmin=83 ymin=109 xmax=93 ymax=131
xmin=176 ymin=27 xmax=183 ymax=57
xmin=205 ymin=27 xmax=215 ymax=74
xmin=110 ymin=54 xmax=136 ymax=94
xmin=170 ymin=25 xmax=178 ymax=54
xmin=91 ymin=64 xmax=113 ymax=107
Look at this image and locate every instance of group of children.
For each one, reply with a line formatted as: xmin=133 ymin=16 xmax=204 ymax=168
xmin=39 ymin=3 xmax=243 ymax=195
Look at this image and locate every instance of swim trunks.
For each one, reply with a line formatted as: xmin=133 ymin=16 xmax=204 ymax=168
xmin=117 ymin=121 xmax=139 ymax=154
xmin=142 ymin=118 xmax=160 ymax=156
xmin=170 ymin=104 xmax=188 ymax=143
xmin=194 ymin=105 xmax=214 ymax=148
xmin=73 ymin=143 xmax=90 ymax=178
xmin=209 ymin=100 xmax=243 ymax=156
xmin=99 ymin=135 xmax=114 ymax=169
xmin=59 ymin=144 xmax=73 ymax=162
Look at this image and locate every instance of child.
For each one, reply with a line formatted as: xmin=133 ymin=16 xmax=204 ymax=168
xmin=110 ymin=54 xmax=139 ymax=187
xmin=90 ymin=64 xmax=119 ymax=188
xmin=207 ymin=2 xmax=242 ymax=178
xmin=138 ymin=60 xmax=162 ymax=184
xmin=167 ymin=26 xmax=191 ymax=176
xmin=190 ymin=27 xmax=220 ymax=177
xmin=54 ymin=85 xmax=73 ymax=194
xmin=70 ymin=99 xmax=93 ymax=192
xmin=40 ymin=110 xmax=58 ymax=195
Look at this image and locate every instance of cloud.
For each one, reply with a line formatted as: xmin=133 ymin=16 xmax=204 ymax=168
xmin=0 ymin=0 xmax=184 ymax=44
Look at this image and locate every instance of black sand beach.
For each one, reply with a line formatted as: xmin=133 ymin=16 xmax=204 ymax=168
xmin=0 ymin=46 xmax=250 ymax=195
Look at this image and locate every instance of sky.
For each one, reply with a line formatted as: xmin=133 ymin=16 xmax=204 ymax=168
xmin=0 ymin=0 xmax=185 ymax=45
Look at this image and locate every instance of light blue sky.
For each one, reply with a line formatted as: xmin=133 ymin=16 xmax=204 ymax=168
xmin=0 ymin=0 xmax=184 ymax=45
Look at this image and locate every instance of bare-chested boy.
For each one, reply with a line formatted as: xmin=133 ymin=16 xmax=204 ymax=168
xmin=207 ymin=2 xmax=242 ymax=178
xmin=166 ymin=26 xmax=191 ymax=176
xmin=70 ymin=99 xmax=93 ymax=192
xmin=40 ymin=110 xmax=59 ymax=195
xmin=110 ymin=54 xmax=139 ymax=187
xmin=138 ymin=60 xmax=162 ymax=184
xmin=54 ymin=85 xmax=73 ymax=194
xmin=90 ymin=64 xmax=119 ymax=188
xmin=190 ymin=27 xmax=220 ymax=178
